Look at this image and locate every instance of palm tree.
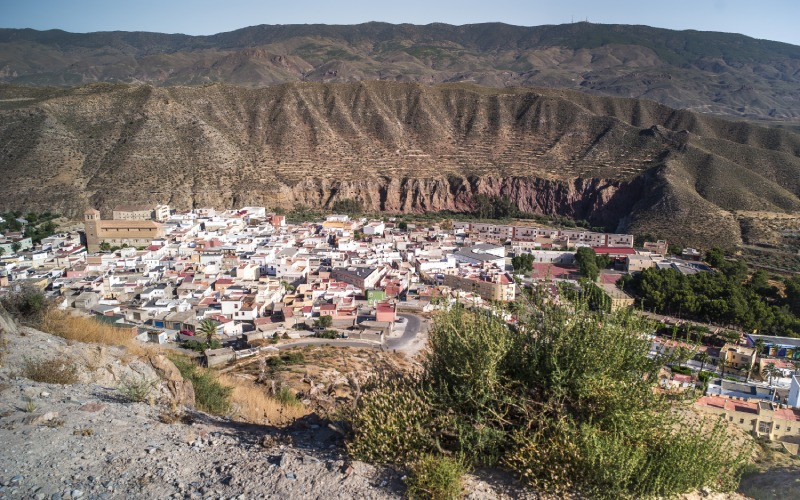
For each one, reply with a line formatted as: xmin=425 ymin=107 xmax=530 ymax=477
xmin=745 ymin=364 xmax=756 ymax=383
xmin=762 ymin=362 xmax=778 ymax=386
xmin=197 ymin=319 xmax=219 ymax=347
xmin=719 ymin=357 xmax=729 ymax=379
xmin=697 ymin=352 xmax=710 ymax=375
xmin=754 ymin=339 xmax=766 ymax=358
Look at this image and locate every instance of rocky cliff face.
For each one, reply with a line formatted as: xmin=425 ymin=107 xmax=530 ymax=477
xmin=1 ymin=81 xmax=799 ymax=247
xmin=275 ymin=175 xmax=646 ymax=229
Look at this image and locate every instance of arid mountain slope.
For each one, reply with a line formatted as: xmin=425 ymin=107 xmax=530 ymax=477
xmin=1 ymin=81 xmax=799 ymax=247
xmin=1 ymin=22 xmax=800 ymax=120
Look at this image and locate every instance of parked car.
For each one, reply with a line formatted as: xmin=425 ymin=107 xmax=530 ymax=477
xmin=180 ymin=329 xmax=194 ymax=336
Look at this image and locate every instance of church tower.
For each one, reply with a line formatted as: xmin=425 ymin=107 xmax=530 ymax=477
xmin=84 ymin=208 xmax=101 ymax=252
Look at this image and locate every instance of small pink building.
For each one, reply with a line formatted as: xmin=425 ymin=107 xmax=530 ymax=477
xmin=376 ymin=303 xmax=396 ymax=323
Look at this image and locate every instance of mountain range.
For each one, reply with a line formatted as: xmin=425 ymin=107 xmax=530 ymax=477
xmin=2 ymin=22 xmax=800 ymax=121
xmin=1 ymin=81 xmax=799 ymax=248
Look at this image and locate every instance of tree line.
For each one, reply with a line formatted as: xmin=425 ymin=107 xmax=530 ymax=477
xmin=620 ymin=249 xmax=800 ymax=337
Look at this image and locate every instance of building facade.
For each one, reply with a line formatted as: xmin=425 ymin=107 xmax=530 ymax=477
xmin=444 ymin=272 xmax=516 ymax=302
xmin=84 ymin=209 xmax=165 ymax=252
xmin=696 ymin=395 xmax=800 ymax=454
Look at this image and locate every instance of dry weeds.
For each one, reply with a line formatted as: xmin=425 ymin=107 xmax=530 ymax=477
xmin=22 ymin=357 xmax=79 ymax=385
xmin=219 ymin=374 xmax=308 ymax=426
xmin=41 ymin=309 xmax=149 ymax=355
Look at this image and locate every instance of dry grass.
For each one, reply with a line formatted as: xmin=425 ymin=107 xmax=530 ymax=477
xmin=22 ymin=357 xmax=79 ymax=385
xmin=219 ymin=374 xmax=308 ymax=426
xmin=41 ymin=309 xmax=147 ymax=355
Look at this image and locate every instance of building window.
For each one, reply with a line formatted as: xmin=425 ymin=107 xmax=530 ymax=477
xmin=775 ymin=425 xmax=780 ymax=430
xmin=739 ymin=419 xmax=744 ymax=424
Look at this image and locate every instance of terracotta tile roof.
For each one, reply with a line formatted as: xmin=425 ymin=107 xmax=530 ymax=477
xmin=696 ymin=395 xmax=759 ymax=415
xmin=774 ymin=408 xmax=800 ymax=422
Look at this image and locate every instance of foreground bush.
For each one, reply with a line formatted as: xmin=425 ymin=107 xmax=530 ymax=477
xmin=1 ymin=285 xmax=47 ymax=324
xmin=406 ymin=454 xmax=467 ymax=500
xmin=183 ymin=339 xmax=221 ymax=352
xmin=118 ymin=374 xmax=158 ymax=403
xmin=348 ymin=301 xmax=751 ymax=499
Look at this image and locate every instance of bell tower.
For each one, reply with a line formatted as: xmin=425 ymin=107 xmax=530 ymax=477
xmin=84 ymin=208 xmax=101 ymax=252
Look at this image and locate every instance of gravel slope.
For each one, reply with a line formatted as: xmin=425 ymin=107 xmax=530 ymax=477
xmin=0 ymin=322 xmax=534 ymax=499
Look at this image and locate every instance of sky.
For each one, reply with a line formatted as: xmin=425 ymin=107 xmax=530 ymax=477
xmin=2 ymin=0 xmax=800 ymax=46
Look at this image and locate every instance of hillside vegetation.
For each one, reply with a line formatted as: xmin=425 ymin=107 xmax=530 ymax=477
xmin=347 ymin=301 xmax=751 ymax=499
xmin=1 ymin=82 xmax=799 ymax=247
xmin=1 ymin=22 xmax=800 ymax=120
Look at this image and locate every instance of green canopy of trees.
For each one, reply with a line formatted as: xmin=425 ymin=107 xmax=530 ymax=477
xmin=331 ymin=198 xmax=364 ymax=215
xmin=511 ymin=253 xmax=535 ymax=273
xmin=574 ymin=247 xmax=611 ymax=281
xmin=1 ymin=211 xmax=60 ymax=245
xmin=620 ymin=255 xmax=800 ymax=336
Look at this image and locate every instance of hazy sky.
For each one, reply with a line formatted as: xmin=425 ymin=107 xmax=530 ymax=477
xmin=2 ymin=0 xmax=800 ymax=46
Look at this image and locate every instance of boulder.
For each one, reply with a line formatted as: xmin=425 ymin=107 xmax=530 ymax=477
xmin=147 ymin=354 xmax=195 ymax=407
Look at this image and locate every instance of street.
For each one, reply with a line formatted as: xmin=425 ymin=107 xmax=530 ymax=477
xmin=273 ymin=312 xmax=429 ymax=356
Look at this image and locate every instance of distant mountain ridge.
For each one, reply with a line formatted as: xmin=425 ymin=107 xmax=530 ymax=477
xmin=1 ymin=22 xmax=800 ymax=120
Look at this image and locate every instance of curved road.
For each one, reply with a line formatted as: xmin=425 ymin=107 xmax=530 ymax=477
xmin=274 ymin=313 xmax=428 ymax=354
xmin=386 ymin=313 xmax=425 ymax=351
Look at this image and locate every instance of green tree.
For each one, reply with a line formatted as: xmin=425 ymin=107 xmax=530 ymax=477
xmin=785 ymin=277 xmax=800 ymax=316
xmin=704 ymin=248 xmax=726 ymax=269
xmin=762 ymin=362 xmax=779 ymax=386
xmin=575 ymin=247 xmax=600 ymax=281
xmin=99 ymin=241 xmax=111 ymax=252
xmin=314 ymin=315 xmax=333 ymax=329
xmin=512 ymin=254 xmax=534 ymax=273
xmin=331 ymin=198 xmax=364 ymax=214
xmin=754 ymin=339 xmax=765 ymax=358
xmin=11 ymin=242 xmax=21 ymax=254
xmin=197 ymin=319 xmax=219 ymax=347
xmin=719 ymin=358 xmax=729 ymax=379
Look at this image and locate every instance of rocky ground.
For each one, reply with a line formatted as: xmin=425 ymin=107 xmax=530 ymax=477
xmin=0 ymin=316 xmax=536 ymax=499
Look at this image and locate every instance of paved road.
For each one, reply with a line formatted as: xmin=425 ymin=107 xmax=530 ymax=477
xmin=274 ymin=338 xmax=382 ymax=350
xmin=640 ymin=311 xmax=743 ymax=335
xmin=386 ymin=314 xmax=422 ymax=350
xmin=273 ymin=312 xmax=428 ymax=354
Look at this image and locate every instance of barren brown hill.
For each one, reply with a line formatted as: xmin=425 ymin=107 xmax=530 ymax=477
xmin=1 ymin=81 xmax=799 ymax=247
xmin=2 ymin=22 xmax=800 ymax=121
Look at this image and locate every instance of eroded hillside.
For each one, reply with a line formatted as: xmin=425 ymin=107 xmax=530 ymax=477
xmin=1 ymin=81 xmax=799 ymax=247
